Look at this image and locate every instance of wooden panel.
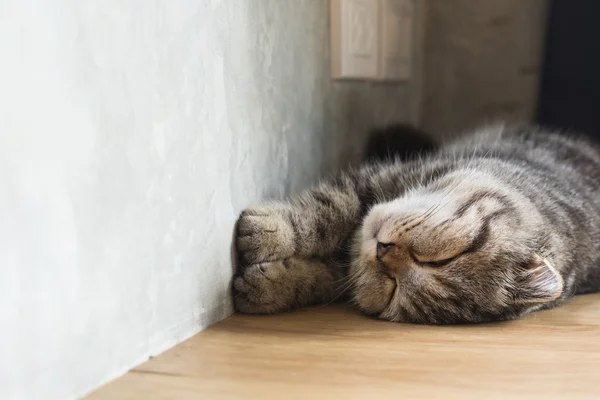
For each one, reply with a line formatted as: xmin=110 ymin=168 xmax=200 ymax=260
xmin=89 ymin=294 xmax=600 ymax=399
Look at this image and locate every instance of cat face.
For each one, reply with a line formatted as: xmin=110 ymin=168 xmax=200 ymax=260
xmin=351 ymin=173 xmax=564 ymax=324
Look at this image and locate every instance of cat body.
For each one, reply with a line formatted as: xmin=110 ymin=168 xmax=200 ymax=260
xmin=234 ymin=125 xmax=600 ymax=324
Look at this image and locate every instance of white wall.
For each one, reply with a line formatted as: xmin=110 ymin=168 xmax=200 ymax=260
xmin=0 ymin=1 xmax=421 ymax=399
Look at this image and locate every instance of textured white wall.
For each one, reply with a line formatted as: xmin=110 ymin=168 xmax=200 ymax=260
xmin=421 ymin=0 xmax=548 ymax=136
xmin=0 ymin=1 xmax=421 ymax=399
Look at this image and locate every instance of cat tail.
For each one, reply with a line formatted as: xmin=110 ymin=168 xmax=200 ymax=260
xmin=363 ymin=123 xmax=437 ymax=163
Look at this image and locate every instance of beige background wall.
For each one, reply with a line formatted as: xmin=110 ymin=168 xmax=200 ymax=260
xmin=420 ymin=0 xmax=549 ymax=137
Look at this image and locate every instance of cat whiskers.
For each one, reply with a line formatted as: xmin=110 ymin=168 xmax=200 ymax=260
xmin=322 ymin=268 xmax=365 ymax=307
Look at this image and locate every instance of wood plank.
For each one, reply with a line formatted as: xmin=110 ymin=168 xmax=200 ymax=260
xmin=89 ymin=293 xmax=600 ymax=399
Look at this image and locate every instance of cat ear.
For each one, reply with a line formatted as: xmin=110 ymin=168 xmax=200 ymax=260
xmin=515 ymin=254 xmax=564 ymax=305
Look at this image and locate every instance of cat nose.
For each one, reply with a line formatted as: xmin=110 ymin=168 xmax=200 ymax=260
xmin=377 ymin=242 xmax=395 ymax=259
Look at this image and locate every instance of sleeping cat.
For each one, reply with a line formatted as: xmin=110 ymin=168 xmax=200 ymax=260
xmin=233 ymin=124 xmax=600 ymax=324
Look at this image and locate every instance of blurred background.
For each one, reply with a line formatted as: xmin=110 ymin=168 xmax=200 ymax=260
xmin=2 ymin=1 xmax=598 ymax=399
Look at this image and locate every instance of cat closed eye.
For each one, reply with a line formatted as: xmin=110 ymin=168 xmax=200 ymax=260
xmin=420 ymin=258 xmax=455 ymax=268
xmin=410 ymin=251 xmax=456 ymax=268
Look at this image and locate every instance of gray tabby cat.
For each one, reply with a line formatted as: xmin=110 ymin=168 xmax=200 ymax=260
xmin=233 ymin=124 xmax=600 ymax=324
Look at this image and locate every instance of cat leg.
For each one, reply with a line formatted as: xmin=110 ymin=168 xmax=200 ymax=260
xmin=236 ymin=177 xmax=365 ymax=265
xmin=233 ymin=257 xmax=347 ymax=314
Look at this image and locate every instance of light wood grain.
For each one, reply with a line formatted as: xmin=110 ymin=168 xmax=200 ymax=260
xmin=89 ymin=293 xmax=600 ymax=399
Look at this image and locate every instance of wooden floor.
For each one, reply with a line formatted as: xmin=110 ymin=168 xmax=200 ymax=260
xmin=89 ymin=294 xmax=600 ymax=399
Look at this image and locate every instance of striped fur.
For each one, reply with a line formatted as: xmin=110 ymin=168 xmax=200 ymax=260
xmin=233 ymin=124 xmax=600 ymax=324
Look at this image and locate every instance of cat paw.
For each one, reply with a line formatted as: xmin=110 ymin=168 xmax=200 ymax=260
xmin=233 ymin=261 xmax=296 ymax=314
xmin=236 ymin=205 xmax=295 ymax=264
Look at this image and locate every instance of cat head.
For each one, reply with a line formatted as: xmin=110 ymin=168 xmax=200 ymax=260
xmin=351 ymin=171 xmax=564 ymax=324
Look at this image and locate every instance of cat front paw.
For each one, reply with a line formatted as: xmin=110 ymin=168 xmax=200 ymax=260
xmin=233 ymin=261 xmax=296 ymax=314
xmin=236 ymin=205 xmax=295 ymax=264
